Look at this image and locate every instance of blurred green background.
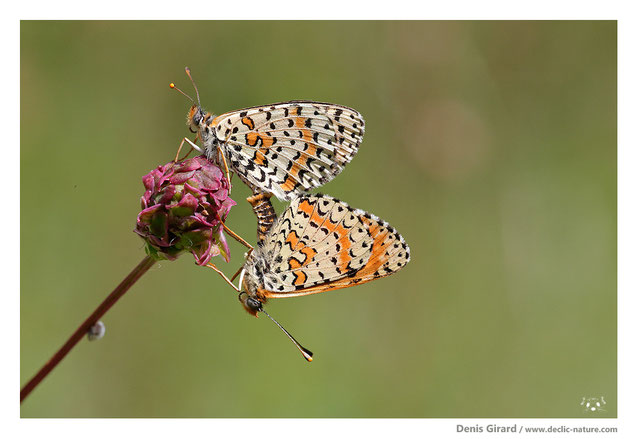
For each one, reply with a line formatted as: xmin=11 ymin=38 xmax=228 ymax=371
xmin=20 ymin=21 xmax=616 ymax=418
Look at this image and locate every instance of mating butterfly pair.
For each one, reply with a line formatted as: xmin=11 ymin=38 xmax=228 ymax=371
xmin=172 ymin=68 xmax=410 ymax=360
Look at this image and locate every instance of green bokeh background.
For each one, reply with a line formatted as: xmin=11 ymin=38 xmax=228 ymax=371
xmin=20 ymin=21 xmax=616 ymax=418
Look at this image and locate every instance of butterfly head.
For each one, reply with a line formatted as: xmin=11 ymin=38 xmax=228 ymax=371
xmin=187 ymin=104 xmax=206 ymax=133
xmin=238 ymin=291 xmax=262 ymax=317
xmin=171 ymin=67 xmax=215 ymax=138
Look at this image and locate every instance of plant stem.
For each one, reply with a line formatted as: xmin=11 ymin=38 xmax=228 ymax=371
xmin=20 ymin=255 xmax=157 ymax=403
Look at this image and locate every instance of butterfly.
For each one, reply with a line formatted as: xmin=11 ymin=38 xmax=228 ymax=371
xmin=211 ymin=194 xmax=411 ymax=361
xmin=171 ymin=68 xmax=365 ymax=201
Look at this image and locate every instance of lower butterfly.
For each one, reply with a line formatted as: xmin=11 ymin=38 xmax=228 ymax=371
xmin=208 ymin=194 xmax=410 ymax=361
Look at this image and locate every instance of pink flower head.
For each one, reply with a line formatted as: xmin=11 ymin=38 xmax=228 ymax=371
xmin=135 ymin=156 xmax=236 ymax=265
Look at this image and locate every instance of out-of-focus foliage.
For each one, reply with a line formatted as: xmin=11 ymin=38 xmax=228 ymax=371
xmin=21 ymin=21 xmax=616 ymax=417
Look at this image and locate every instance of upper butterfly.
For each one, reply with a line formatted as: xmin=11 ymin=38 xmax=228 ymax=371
xmin=172 ymin=68 xmax=365 ymax=201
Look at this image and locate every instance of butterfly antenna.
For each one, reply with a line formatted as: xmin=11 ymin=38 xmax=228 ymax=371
xmin=169 ymin=82 xmax=195 ymax=103
xmin=184 ymin=67 xmax=201 ymax=108
xmin=259 ymin=307 xmax=313 ymax=362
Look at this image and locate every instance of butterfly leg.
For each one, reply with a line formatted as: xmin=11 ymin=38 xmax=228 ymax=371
xmin=220 ymin=221 xmax=254 ymax=251
xmin=229 ymin=263 xmax=246 ymax=283
xmin=206 ymin=262 xmax=240 ymax=292
xmin=217 ymin=144 xmax=232 ymax=193
xmin=174 ymin=136 xmax=202 ymax=162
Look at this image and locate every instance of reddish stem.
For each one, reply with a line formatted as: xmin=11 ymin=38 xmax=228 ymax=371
xmin=20 ymin=255 xmax=157 ymax=403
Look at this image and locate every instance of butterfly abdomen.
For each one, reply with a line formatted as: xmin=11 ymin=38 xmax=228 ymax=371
xmin=247 ymin=192 xmax=277 ymax=244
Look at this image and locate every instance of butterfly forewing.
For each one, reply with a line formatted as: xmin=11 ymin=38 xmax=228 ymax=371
xmin=212 ymin=102 xmax=365 ymax=200
xmin=248 ymin=195 xmax=410 ymax=298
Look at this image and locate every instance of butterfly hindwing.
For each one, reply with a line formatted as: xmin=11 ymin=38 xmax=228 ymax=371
xmin=248 ymin=195 xmax=410 ymax=298
xmin=212 ymin=102 xmax=365 ymax=200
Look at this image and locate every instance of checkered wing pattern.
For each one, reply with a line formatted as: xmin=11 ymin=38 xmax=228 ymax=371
xmin=246 ymin=195 xmax=410 ymax=298
xmin=212 ymin=102 xmax=364 ymax=201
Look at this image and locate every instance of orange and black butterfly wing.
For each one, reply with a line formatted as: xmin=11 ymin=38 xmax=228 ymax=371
xmin=212 ymin=102 xmax=365 ymax=201
xmin=254 ymin=195 xmax=410 ymax=298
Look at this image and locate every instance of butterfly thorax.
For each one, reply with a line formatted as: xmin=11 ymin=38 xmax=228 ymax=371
xmin=243 ymin=251 xmax=268 ymax=295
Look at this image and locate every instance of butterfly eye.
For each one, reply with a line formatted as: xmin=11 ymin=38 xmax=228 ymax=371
xmin=246 ymin=297 xmax=263 ymax=312
xmin=194 ymin=108 xmax=204 ymax=125
xmin=238 ymin=292 xmax=263 ymax=314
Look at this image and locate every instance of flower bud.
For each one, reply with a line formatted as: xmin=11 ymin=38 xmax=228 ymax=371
xmin=135 ymin=156 xmax=235 ymax=265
